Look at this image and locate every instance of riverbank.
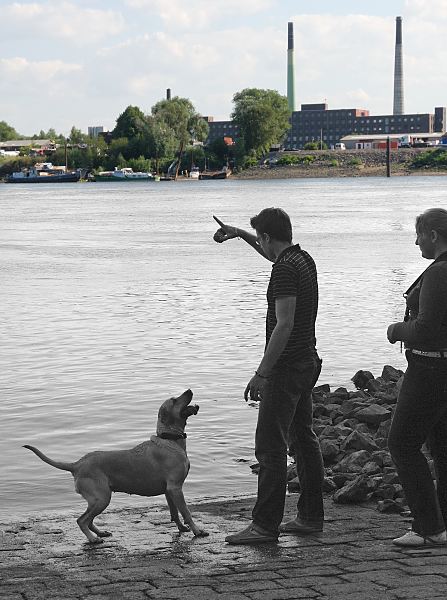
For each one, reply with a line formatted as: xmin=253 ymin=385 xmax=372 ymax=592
xmin=2 ymin=494 xmax=447 ymax=600
xmin=232 ymin=149 xmax=447 ymax=180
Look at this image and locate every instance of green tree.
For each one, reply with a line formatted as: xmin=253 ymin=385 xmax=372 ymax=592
xmin=0 ymin=120 xmax=19 ymax=141
xmin=68 ymin=126 xmax=87 ymax=144
xmin=107 ymin=137 xmax=131 ymax=164
xmin=147 ymin=116 xmax=177 ymax=173
xmin=151 ymin=96 xmax=209 ymax=177
xmin=207 ymin=137 xmax=230 ymax=168
xmin=33 ymin=128 xmax=62 ymax=141
xmin=112 ymin=105 xmax=157 ymax=162
xmin=113 ymin=106 xmax=150 ymax=140
xmin=231 ymin=88 xmax=290 ymax=157
xmin=304 ymin=141 xmax=327 ymax=150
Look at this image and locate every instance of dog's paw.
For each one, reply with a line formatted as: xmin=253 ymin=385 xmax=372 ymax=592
xmin=97 ymin=530 xmax=112 ymax=538
xmin=194 ymin=529 xmax=209 ymax=537
xmin=88 ymin=537 xmax=104 ymax=545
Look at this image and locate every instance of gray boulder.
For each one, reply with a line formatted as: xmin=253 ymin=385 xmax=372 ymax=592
xmin=333 ymin=450 xmax=372 ymax=473
xmin=341 ymin=430 xmax=379 ymax=453
xmin=354 ymin=404 xmax=391 ymax=426
xmin=333 ymin=475 xmax=370 ymax=503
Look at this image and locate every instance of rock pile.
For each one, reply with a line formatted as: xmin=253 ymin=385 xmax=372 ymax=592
xmin=250 ymin=365 xmax=428 ymax=514
xmin=294 ymin=365 xmax=409 ymax=512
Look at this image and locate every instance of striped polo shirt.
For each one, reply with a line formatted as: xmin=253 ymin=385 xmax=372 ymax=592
xmin=266 ymin=244 xmax=318 ymax=365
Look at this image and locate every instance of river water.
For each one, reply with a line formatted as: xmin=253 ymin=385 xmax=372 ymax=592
xmin=1 ymin=175 xmax=446 ymax=519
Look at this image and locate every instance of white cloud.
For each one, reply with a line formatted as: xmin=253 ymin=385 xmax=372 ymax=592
xmin=2 ymin=1 xmax=125 ymax=43
xmin=405 ymin=0 xmax=447 ymax=21
xmin=1 ymin=1 xmax=447 ymax=135
xmin=0 ymin=57 xmax=82 ymax=80
xmin=125 ymin=0 xmax=273 ymax=28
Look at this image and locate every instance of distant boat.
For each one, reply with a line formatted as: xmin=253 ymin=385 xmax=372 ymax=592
xmin=199 ymin=166 xmax=231 ymax=180
xmin=4 ymin=162 xmax=80 ymax=183
xmin=93 ymin=167 xmax=155 ymax=181
xmin=189 ymin=166 xmax=200 ymax=179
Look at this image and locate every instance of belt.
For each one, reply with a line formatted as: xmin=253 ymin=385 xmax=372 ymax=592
xmin=410 ymin=349 xmax=447 ymax=359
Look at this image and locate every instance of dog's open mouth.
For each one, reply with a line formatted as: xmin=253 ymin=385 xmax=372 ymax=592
xmin=181 ymin=404 xmax=199 ymax=418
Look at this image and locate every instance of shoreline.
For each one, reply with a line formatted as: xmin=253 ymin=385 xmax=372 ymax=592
xmin=231 ymin=148 xmax=447 ymax=180
xmin=232 ymin=165 xmax=447 ymax=180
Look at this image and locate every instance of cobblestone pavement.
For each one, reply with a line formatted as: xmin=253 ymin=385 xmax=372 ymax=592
xmin=1 ymin=495 xmax=447 ymax=600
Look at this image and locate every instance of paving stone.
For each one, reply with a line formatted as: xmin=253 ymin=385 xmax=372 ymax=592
xmin=342 ymin=567 xmax=410 ymax=583
xmin=246 ymin=589 xmax=319 ymax=600
xmin=390 ymin=586 xmax=447 ymax=599
xmin=313 ymin=581 xmax=387 ymax=596
xmin=279 ymin=575 xmax=343 ymax=587
xmin=216 ymin=571 xmax=282 ymax=582
xmin=2 ymin=496 xmax=447 ymax=600
xmin=275 ymin=566 xmax=344 ymax=578
xmin=213 ymin=579 xmax=280 ymax=593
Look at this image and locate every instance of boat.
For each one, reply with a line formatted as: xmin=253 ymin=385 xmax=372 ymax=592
xmin=199 ymin=166 xmax=231 ymax=180
xmin=5 ymin=162 xmax=80 ymax=183
xmin=93 ymin=167 xmax=155 ymax=181
xmin=189 ymin=166 xmax=200 ymax=179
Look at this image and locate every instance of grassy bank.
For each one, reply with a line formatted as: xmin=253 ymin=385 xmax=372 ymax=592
xmin=233 ymin=148 xmax=447 ymax=180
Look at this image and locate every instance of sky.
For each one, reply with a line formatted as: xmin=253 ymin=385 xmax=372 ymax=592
xmin=1 ymin=0 xmax=447 ymax=136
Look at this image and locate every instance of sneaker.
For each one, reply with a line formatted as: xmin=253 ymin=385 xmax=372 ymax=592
xmin=225 ymin=523 xmax=278 ymax=545
xmin=279 ymin=517 xmax=323 ymax=534
xmin=392 ymin=530 xmax=447 ymax=548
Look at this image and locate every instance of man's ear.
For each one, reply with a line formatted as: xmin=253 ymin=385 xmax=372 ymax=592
xmin=431 ymin=229 xmax=439 ymax=243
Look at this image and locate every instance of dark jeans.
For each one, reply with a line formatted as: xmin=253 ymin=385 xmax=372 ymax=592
xmin=388 ymin=351 xmax=447 ymax=536
xmin=252 ymin=354 xmax=324 ymax=534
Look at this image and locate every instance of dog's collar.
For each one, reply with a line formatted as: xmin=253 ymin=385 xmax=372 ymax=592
xmin=158 ymin=432 xmax=187 ymax=440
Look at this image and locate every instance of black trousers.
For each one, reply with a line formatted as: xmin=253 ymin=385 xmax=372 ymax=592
xmin=388 ymin=351 xmax=447 ymax=536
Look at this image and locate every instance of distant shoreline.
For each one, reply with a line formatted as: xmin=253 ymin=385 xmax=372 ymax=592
xmin=233 ymin=164 xmax=447 ymax=180
xmin=231 ymin=148 xmax=447 ymax=180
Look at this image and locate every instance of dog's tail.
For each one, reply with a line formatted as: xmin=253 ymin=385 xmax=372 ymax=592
xmin=23 ymin=445 xmax=75 ymax=472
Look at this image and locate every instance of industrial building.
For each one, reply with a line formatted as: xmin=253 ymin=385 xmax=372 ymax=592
xmin=205 ymin=16 xmax=446 ymax=151
xmin=284 ymin=104 xmax=445 ymax=150
xmin=205 ymin=118 xmax=239 ymax=145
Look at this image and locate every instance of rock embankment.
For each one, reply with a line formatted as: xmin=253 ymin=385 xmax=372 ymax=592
xmin=252 ymin=364 xmax=420 ymax=514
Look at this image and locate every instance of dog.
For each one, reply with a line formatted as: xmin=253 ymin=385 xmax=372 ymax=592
xmin=24 ymin=389 xmax=208 ymax=543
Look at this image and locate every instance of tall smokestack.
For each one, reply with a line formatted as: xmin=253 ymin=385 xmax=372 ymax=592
xmin=287 ymin=22 xmax=296 ymax=112
xmin=166 ymin=88 xmax=171 ymax=101
xmin=393 ymin=16 xmax=404 ymax=115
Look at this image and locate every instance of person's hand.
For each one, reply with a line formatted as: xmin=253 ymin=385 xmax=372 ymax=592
xmin=212 ymin=215 xmax=239 ymax=243
xmin=387 ymin=324 xmax=398 ymax=344
xmin=244 ymin=373 xmax=268 ymax=402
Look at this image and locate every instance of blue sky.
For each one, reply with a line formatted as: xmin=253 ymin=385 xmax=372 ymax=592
xmin=1 ymin=0 xmax=445 ymax=136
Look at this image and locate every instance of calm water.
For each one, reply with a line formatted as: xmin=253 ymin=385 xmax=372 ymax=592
xmin=1 ymin=175 xmax=447 ymax=519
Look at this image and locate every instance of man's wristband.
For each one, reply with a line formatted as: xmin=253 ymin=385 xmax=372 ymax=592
xmin=255 ymin=370 xmax=269 ymax=379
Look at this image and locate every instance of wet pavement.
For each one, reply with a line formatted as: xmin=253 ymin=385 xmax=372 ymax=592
xmin=1 ymin=495 xmax=447 ymax=600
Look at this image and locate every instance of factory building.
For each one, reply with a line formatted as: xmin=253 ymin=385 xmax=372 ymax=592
xmin=284 ymin=104 xmax=446 ymax=150
xmin=205 ymin=119 xmax=239 ymax=145
xmin=205 ymin=105 xmax=445 ymax=150
xmin=285 ymin=104 xmax=369 ymax=149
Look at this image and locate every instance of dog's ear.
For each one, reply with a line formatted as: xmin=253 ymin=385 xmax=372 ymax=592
xmin=158 ymin=406 xmax=174 ymax=425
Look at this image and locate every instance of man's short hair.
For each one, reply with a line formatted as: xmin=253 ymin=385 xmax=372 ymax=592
xmin=416 ymin=208 xmax=447 ymax=241
xmin=250 ymin=208 xmax=292 ymax=243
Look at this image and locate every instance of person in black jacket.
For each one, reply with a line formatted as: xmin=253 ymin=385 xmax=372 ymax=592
xmin=387 ymin=207 xmax=447 ymax=547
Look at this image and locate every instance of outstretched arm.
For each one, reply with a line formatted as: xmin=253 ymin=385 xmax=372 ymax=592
xmin=213 ymin=215 xmax=269 ymax=260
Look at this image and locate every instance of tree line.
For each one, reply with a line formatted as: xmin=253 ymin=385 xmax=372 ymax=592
xmin=0 ymin=89 xmax=291 ymax=175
